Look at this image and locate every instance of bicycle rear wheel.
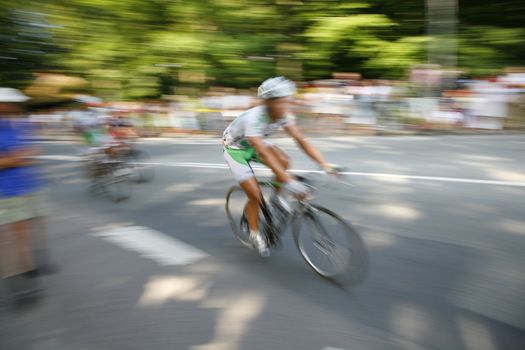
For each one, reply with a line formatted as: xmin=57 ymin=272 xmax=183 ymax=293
xmin=293 ymin=205 xmax=368 ymax=286
xmin=225 ymin=182 xmax=275 ymax=248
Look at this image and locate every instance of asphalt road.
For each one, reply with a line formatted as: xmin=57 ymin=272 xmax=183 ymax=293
xmin=1 ymin=134 xmax=525 ymax=350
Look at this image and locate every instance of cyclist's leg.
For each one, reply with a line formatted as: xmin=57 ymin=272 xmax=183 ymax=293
xmin=224 ymin=149 xmax=261 ymax=234
xmin=259 ymin=143 xmax=289 ymax=192
xmin=239 ymin=177 xmax=262 ymax=233
xmin=267 ymin=145 xmax=289 ymax=169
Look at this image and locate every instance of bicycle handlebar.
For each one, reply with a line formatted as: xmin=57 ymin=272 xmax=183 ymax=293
xmin=295 ymin=166 xmax=351 ymax=193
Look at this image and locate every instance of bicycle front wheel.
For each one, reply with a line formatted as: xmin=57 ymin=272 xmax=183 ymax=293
xmin=107 ymin=170 xmax=132 ymax=202
xmin=126 ymin=150 xmax=155 ymax=183
xmin=293 ymin=205 xmax=368 ymax=286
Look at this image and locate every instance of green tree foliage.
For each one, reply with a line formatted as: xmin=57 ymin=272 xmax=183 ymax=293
xmin=0 ymin=0 xmax=523 ymax=99
xmin=0 ymin=1 xmax=60 ymax=88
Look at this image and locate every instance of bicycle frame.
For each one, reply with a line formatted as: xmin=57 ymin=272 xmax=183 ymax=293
xmin=258 ymin=180 xmax=316 ymax=245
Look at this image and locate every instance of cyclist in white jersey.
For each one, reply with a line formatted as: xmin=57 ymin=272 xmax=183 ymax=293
xmin=223 ymin=77 xmax=337 ymax=257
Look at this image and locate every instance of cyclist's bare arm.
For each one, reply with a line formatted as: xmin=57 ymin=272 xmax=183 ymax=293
xmin=284 ymin=124 xmax=329 ymax=169
xmin=0 ymin=148 xmax=39 ymax=169
xmin=247 ymin=136 xmax=291 ymax=183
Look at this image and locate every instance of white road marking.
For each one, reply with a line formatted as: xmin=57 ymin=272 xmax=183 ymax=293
xmin=92 ymin=225 xmax=208 ymax=266
xmin=151 ymin=161 xmax=525 ymax=187
xmin=36 ymin=155 xmax=525 ymax=187
xmin=35 ymin=154 xmax=84 ymax=161
xmin=28 ymin=140 xmax=79 ymax=144
xmin=340 ymin=171 xmax=525 ymax=187
xmin=29 ymin=138 xmax=221 ymax=146
xmin=144 ymin=141 xmax=221 ymax=145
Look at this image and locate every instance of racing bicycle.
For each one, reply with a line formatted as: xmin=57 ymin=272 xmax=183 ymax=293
xmin=84 ymin=148 xmax=132 ymax=202
xmin=225 ymin=172 xmax=368 ymax=286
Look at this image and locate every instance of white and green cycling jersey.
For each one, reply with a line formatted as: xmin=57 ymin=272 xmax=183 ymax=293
xmin=222 ymin=105 xmax=294 ymax=182
xmin=223 ymin=105 xmax=294 ymax=149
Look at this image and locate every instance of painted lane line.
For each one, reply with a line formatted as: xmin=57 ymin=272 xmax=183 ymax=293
xmin=92 ymin=225 xmax=208 ymax=266
xmin=340 ymin=171 xmax=525 ymax=187
xmin=35 ymin=154 xmax=84 ymax=161
xmin=35 ymin=155 xmax=525 ymax=187
xmin=148 ymin=161 xmax=525 ymax=187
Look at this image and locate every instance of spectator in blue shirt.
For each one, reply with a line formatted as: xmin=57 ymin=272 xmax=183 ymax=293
xmin=0 ymin=88 xmax=51 ymax=304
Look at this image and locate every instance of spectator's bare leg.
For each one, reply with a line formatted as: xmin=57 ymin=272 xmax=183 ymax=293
xmin=12 ymin=219 xmax=35 ymax=273
xmin=30 ymin=216 xmax=56 ymax=273
xmin=0 ymin=224 xmax=18 ymax=278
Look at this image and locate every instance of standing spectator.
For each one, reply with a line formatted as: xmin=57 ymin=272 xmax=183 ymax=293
xmin=0 ymin=88 xmax=54 ymax=305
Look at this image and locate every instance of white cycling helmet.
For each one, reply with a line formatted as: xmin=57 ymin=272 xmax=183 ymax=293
xmin=257 ymin=76 xmax=296 ymax=100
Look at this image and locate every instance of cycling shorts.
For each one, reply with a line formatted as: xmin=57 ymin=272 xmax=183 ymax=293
xmin=224 ymin=140 xmax=271 ymax=183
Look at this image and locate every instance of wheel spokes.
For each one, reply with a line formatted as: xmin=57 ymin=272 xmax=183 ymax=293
xmin=296 ymin=208 xmax=362 ymax=282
